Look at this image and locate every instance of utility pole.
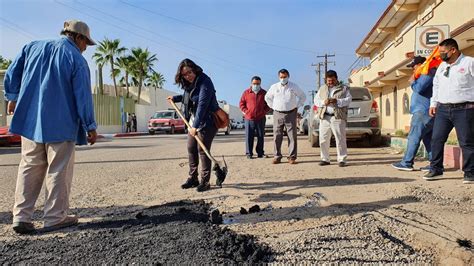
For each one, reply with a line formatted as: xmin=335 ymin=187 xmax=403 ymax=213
xmin=316 ymin=53 xmax=336 ymax=81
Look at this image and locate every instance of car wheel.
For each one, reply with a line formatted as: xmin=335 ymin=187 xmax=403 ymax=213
xmin=169 ymin=125 xmax=175 ymax=134
xmin=310 ymin=132 xmax=320 ymax=147
xmin=148 ymin=130 xmax=155 ymax=135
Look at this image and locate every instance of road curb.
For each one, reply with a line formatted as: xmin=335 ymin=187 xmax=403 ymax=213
xmin=98 ymin=132 xmax=149 ymax=139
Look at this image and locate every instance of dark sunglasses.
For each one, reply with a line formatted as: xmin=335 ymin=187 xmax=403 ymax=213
xmin=444 ymin=66 xmax=450 ymax=78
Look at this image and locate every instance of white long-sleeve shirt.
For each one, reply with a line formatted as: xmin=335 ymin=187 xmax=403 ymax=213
xmin=314 ymin=85 xmax=352 ymax=114
xmin=265 ymin=81 xmax=306 ymax=112
xmin=431 ymin=54 xmax=474 ymax=107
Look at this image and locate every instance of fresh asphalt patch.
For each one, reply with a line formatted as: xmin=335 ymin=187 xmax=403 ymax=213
xmin=0 ymin=200 xmax=271 ymax=264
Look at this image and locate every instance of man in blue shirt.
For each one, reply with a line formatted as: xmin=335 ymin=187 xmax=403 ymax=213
xmin=392 ymin=56 xmax=436 ymax=171
xmin=4 ymin=20 xmax=97 ymax=234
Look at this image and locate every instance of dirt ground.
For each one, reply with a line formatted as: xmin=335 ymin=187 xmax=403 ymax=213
xmin=0 ymin=132 xmax=472 ymax=264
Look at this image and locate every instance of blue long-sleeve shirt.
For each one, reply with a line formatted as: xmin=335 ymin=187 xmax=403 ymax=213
xmin=4 ymin=37 xmax=96 ymax=145
xmin=410 ymin=68 xmax=436 ymax=114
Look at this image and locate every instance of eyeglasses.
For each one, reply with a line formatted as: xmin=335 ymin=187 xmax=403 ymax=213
xmin=444 ymin=66 xmax=450 ymax=78
xmin=181 ymin=69 xmax=193 ymax=77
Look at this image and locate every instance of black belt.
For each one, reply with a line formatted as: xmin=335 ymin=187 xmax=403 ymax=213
xmin=275 ymin=108 xmax=296 ymax=114
xmin=439 ymin=102 xmax=474 ymax=108
xmin=324 ymin=112 xmax=334 ymax=116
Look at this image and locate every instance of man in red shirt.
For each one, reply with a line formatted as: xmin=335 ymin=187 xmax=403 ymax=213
xmin=240 ymin=76 xmax=271 ymax=159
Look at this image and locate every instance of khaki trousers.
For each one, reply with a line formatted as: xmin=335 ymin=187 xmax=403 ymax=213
xmin=12 ymin=137 xmax=75 ymax=227
xmin=319 ymin=115 xmax=348 ymax=163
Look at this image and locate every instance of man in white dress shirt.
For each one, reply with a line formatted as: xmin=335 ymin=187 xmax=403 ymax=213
xmin=424 ymin=38 xmax=474 ymax=184
xmin=314 ymin=70 xmax=352 ymax=167
xmin=265 ymin=69 xmax=306 ymax=164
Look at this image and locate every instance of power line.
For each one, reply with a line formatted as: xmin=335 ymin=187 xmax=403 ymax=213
xmin=55 ymin=1 xmax=316 ymax=90
xmin=0 ymin=17 xmax=38 ymax=39
xmin=74 ymin=0 xmax=257 ymax=75
xmin=53 ymin=0 xmax=256 ymax=78
xmin=119 ymin=0 xmax=319 ymax=55
xmin=317 ymin=53 xmax=335 ymax=81
xmin=311 ymin=62 xmax=324 ymax=90
xmin=53 ymin=1 xmax=316 ymax=98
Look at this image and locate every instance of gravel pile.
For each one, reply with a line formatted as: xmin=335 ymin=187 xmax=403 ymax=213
xmin=270 ymin=214 xmax=434 ymax=264
xmin=0 ymin=200 xmax=271 ymax=264
xmin=407 ymin=186 xmax=472 ymax=207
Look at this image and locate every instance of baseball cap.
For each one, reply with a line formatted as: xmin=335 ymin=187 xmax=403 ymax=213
xmin=63 ymin=20 xmax=96 ymax=45
xmin=406 ymin=56 xmax=426 ymax=68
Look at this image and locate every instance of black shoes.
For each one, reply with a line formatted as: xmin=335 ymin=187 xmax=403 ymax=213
xmin=338 ymin=162 xmax=347 ymax=167
xmin=12 ymin=222 xmax=36 ymax=234
xmin=464 ymin=173 xmax=474 ymax=184
xmin=423 ymin=170 xmax=443 ymax=181
xmin=246 ymin=155 xmax=254 ymax=159
xmin=181 ymin=178 xmax=199 ymax=189
xmin=319 ymin=161 xmax=330 ymax=166
xmin=196 ymin=182 xmax=210 ymax=192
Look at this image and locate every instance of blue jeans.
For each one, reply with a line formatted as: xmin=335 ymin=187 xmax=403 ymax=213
xmin=430 ymin=104 xmax=474 ymax=174
xmin=400 ymin=112 xmax=434 ymax=167
xmin=245 ymin=118 xmax=266 ymax=156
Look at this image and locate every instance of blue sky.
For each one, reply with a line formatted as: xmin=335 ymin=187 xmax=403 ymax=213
xmin=1 ymin=0 xmax=390 ymax=106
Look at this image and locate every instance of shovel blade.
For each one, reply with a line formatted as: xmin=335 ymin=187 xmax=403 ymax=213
xmin=214 ymin=158 xmax=228 ymax=187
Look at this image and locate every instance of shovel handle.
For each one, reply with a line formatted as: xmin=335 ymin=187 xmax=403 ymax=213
xmin=168 ymin=100 xmax=218 ymax=164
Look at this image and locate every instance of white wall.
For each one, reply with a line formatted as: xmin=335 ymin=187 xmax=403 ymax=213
xmin=228 ymin=104 xmax=243 ymax=122
xmin=97 ymin=125 xmax=122 ymax=134
xmin=135 ymin=88 xmax=180 ymax=132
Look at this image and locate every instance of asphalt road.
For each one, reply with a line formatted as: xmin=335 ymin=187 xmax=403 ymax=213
xmin=0 ymin=130 xmax=472 ymax=263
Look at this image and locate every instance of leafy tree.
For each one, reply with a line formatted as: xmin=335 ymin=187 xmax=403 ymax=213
xmin=93 ymin=39 xmax=126 ymax=96
xmin=0 ymin=56 xmax=12 ymax=70
xmin=129 ymin=48 xmax=158 ymax=104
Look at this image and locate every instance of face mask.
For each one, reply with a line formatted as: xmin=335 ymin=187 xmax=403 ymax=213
xmin=280 ymin=78 xmax=289 ymax=85
xmin=251 ymin=84 xmax=260 ymax=92
xmin=440 ymin=52 xmax=450 ymax=62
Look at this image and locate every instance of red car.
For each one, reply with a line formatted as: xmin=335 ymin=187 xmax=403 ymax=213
xmin=0 ymin=126 xmax=21 ymax=145
xmin=148 ymin=110 xmax=186 ymax=135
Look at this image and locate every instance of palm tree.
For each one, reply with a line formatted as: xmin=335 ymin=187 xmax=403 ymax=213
xmin=92 ymin=49 xmax=107 ymax=95
xmin=94 ymin=39 xmax=126 ymax=97
xmin=129 ymin=47 xmax=158 ymax=104
xmin=148 ymin=70 xmax=166 ymax=90
xmin=0 ymin=55 xmax=12 ymax=70
xmin=115 ymin=55 xmax=132 ymax=98
xmin=147 ymin=70 xmax=166 ymax=105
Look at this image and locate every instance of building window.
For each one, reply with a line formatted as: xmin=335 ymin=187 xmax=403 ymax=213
xmin=402 ymin=93 xmax=410 ymax=114
xmin=385 ymin=99 xmax=391 ymax=116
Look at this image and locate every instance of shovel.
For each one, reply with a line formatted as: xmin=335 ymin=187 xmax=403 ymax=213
xmin=169 ymin=100 xmax=228 ymax=187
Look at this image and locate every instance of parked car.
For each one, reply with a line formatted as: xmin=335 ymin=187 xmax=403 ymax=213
xmin=0 ymin=126 xmax=21 ymax=145
xmin=298 ymin=111 xmax=310 ymax=135
xmin=264 ymin=109 xmax=274 ymax=132
xmin=148 ymin=110 xmax=186 ymax=135
xmin=308 ymin=87 xmax=381 ymax=147
xmin=218 ymin=121 xmax=232 ymax=135
xmin=234 ymin=121 xmax=244 ymax=129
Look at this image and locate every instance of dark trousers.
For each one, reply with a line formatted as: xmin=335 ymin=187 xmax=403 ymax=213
xmin=430 ymin=104 xmax=474 ymax=174
xmin=245 ymin=118 xmax=266 ymax=156
xmin=187 ymin=125 xmax=218 ymax=183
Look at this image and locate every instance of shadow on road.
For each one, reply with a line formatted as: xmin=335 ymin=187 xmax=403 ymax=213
xmin=226 ymin=176 xmax=414 ymax=193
